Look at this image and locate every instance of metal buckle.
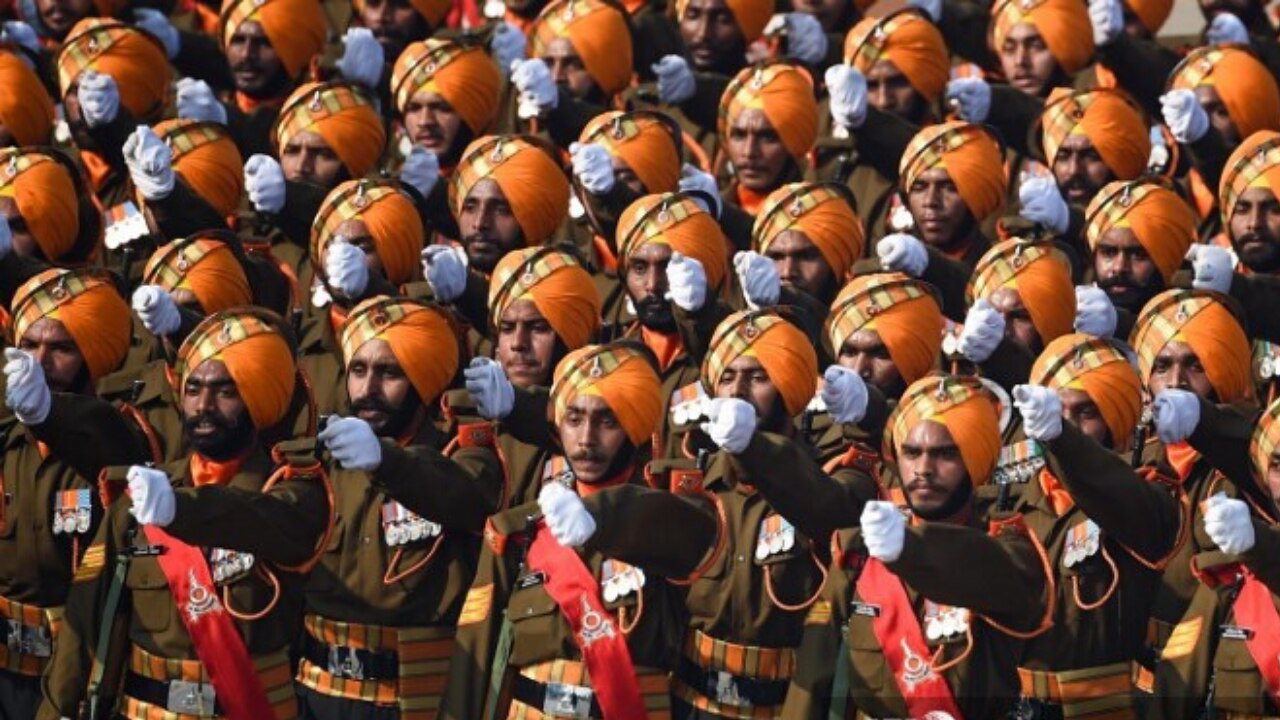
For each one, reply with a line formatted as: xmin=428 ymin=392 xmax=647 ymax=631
xmin=7 ymin=620 xmax=52 ymax=658
xmin=708 ymin=670 xmax=751 ymax=708
xmin=542 ymin=682 xmax=594 ymax=719
xmin=166 ymin=679 xmax=217 ymax=715
xmin=327 ymin=645 xmax=366 ymax=680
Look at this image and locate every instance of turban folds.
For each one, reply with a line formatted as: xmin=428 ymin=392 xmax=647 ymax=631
xmin=1042 ymin=89 xmax=1150 ymax=182
xmin=12 ymin=269 xmax=130 ymax=382
xmin=0 ymin=51 xmax=54 ymax=145
xmin=721 ymin=63 xmax=818 ymax=160
xmin=991 ymin=0 xmax=1094 ymax=75
xmin=844 ymin=12 xmax=949 ymax=103
xmin=703 ymin=310 xmax=817 ymax=416
xmin=1171 ymin=46 xmax=1280 ymax=142
xmin=618 ymin=193 xmax=729 ymax=292
xmin=754 ymin=183 xmax=863 ymax=279
xmin=143 ymin=238 xmax=252 ymax=313
xmin=581 ymin=111 xmax=681 ymax=194
xmin=176 ymin=312 xmax=297 ymax=429
xmin=276 ymin=83 xmax=386 ymax=180
xmin=341 ymin=297 xmax=460 ymax=403
xmin=676 ymin=0 xmax=775 ymax=42
xmin=220 ymin=0 xmax=327 ymax=79
xmin=153 ymin=119 xmax=244 ymax=218
xmin=0 ymin=149 xmax=79 ymax=261
xmin=490 ymin=247 xmax=601 ymax=350
xmin=531 ymin=0 xmax=633 ymax=96
xmin=970 ymin=240 xmax=1076 ymax=345
xmin=57 ymin=19 xmax=170 ymax=120
xmin=890 ymin=375 xmax=1001 ymax=484
xmin=1220 ymin=130 xmax=1280 ymax=228
xmin=392 ymin=40 xmax=502 ymax=134
xmin=452 ymin=136 xmax=570 ymax=245
xmin=1085 ymin=180 xmax=1197 ymax=284
xmin=1250 ymin=398 xmax=1280 ymax=483
xmin=552 ymin=343 xmax=662 ymax=446
xmin=901 ymin=121 xmax=1007 ymax=221
xmin=827 ymin=274 xmax=943 ymax=385
xmin=1131 ymin=289 xmax=1252 ymax=403
xmin=1032 ymin=333 xmax=1143 ymax=449
xmin=313 ymin=180 xmax=423 ymax=286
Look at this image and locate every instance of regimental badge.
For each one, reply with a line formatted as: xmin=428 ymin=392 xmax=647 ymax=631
xmin=992 ymin=439 xmax=1046 ymax=486
xmin=755 ymin=513 xmax=797 ymax=561
xmin=381 ymin=501 xmax=442 ymax=547
xmin=923 ymin=601 xmax=970 ymax=643
xmin=670 ymin=382 xmax=710 ymax=427
xmin=184 ymin=569 xmax=222 ymax=623
xmin=52 ymin=489 xmax=92 ymax=536
xmin=899 ymin=637 xmax=936 ymax=692
xmin=600 ymin=560 xmax=645 ymax=603
xmin=1062 ymin=520 xmax=1102 ymax=568
xmin=209 ymin=548 xmax=255 ymax=586
xmin=577 ymin=595 xmax=616 ymax=648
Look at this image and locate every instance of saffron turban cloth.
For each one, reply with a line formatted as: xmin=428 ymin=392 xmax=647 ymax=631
xmin=355 ymin=0 xmax=450 ymax=28
xmin=552 ymin=343 xmax=663 ymax=446
xmin=392 ymin=39 xmax=502 ymax=135
xmin=489 ymin=247 xmax=601 ymax=350
xmin=0 ymin=50 xmax=54 ymax=145
xmin=341 ymin=296 xmax=461 ymax=403
xmin=219 ymin=0 xmax=327 ymax=80
xmin=618 ymin=192 xmax=729 ymax=293
xmin=1219 ymin=130 xmax=1280 ymax=228
xmin=12 ymin=269 xmax=130 ymax=383
xmin=703 ymin=310 xmax=818 ymax=417
xmin=720 ymin=63 xmax=818 ymax=161
xmin=754 ymin=182 xmax=863 ymax=281
xmin=0 ymin=148 xmax=79 ymax=261
xmin=991 ymin=0 xmax=1094 ymax=76
xmin=844 ymin=11 xmax=949 ymax=104
xmin=1130 ymin=289 xmax=1252 ymax=403
xmin=313 ymin=180 xmax=424 ymax=286
xmin=580 ymin=111 xmax=681 ymax=194
xmin=1031 ymin=333 xmax=1143 ymax=449
xmin=174 ymin=311 xmax=297 ymax=429
xmin=57 ymin=19 xmax=170 ymax=120
xmin=275 ymin=82 xmax=387 ymax=180
xmin=676 ymin=0 xmax=775 ymax=42
xmin=969 ymin=239 xmax=1076 ymax=345
xmin=151 ymin=119 xmax=244 ymax=218
xmin=1084 ymin=180 xmax=1198 ymax=284
xmin=827 ymin=273 xmax=944 ymax=385
xmin=1126 ymin=0 xmax=1172 ymax=34
xmin=900 ymin=121 xmax=1007 ymax=221
xmin=1249 ymin=398 xmax=1280 ymax=483
xmin=451 ymin=135 xmax=570 ymax=246
xmin=1041 ymin=88 xmax=1150 ymax=182
xmin=889 ymin=374 xmax=1002 ymax=484
xmin=1170 ymin=46 xmax=1280 ymax=142
xmin=530 ymin=0 xmax=634 ymax=97
xmin=143 ymin=236 xmax=253 ymax=314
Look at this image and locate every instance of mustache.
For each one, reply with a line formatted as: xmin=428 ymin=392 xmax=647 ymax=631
xmin=350 ymin=397 xmax=396 ymax=415
xmin=569 ymin=450 xmax=607 ymax=466
xmin=634 ymin=294 xmax=670 ymax=313
xmin=183 ymin=412 xmax=237 ymax=431
xmin=1097 ymin=274 xmax=1135 ymax=291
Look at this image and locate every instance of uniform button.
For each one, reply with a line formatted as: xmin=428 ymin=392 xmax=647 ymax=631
xmin=362 ymin=537 xmax=371 ymax=545
xmin=525 ymin=608 xmax=534 ymax=616
xmin=736 ymin=555 xmax=745 ymax=563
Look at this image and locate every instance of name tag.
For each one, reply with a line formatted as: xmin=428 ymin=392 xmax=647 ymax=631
xmin=516 ymin=570 xmax=546 ymax=590
xmin=851 ymin=602 xmax=881 ymax=618
xmin=1221 ymin=625 xmax=1254 ymax=641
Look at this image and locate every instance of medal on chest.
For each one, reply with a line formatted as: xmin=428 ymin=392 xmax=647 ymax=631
xmin=1063 ymin=520 xmax=1102 ymax=568
xmin=755 ymin=513 xmax=797 ymax=561
xmin=209 ymin=548 xmax=256 ymax=586
xmin=600 ymin=559 xmax=645 ymax=603
xmin=923 ymin=600 xmax=970 ymax=643
xmin=992 ymin=440 xmax=1046 ymax=486
xmin=52 ymin=489 xmax=92 ymax=536
xmin=381 ymin=501 xmax=442 ymax=547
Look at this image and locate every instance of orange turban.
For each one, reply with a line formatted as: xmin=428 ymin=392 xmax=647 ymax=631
xmin=844 ymin=12 xmax=949 ymax=103
xmin=12 ymin=269 xmax=130 ymax=382
xmin=1220 ymin=130 xmax=1280 ymax=228
xmin=1032 ymin=333 xmax=1143 ymax=449
xmin=1249 ymin=398 xmax=1280 ymax=483
xmin=276 ymin=83 xmax=386 ymax=180
xmin=552 ymin=343 xmax=663 ymax=446
xmin=991 ymin=0 xmax=1094 ymax=75
xmin=1171 ymin=46 xmax=1280 ymax=142
xmin=0 ymin=51 xmax=54 ymax=145
xmin=754 ymin=182 xmax=863 ymax=279
xmin=392 ymin=40 xmax=502 ymax=134
xmin=581 ymin=111 xmax=681 ymax=194
xmin=721 ymin=63 xmax=818 ymax=160
xmin=531 ymin=0 xmax=633 ymax=97
xmin=1126 ymin=0 xmax=1172 ymax=33
xmin=57 ymin=19 xmax=170 ymax=120
xmin=341 ymin=297 xmax=460 ymax=403
xmin=901 ymin=121 xmax=1007 ymax=221
xmin=1042 ymin=89 xmax=1150 ymax=181
xmin=220 ymin=0 xmax=327 ymax=79
xmin=704 ymin=310 xmax=817 ymax=417
xmin=0 ymin=149 xmax=79 ymax=261
xmin=152 ymin=120 xmax=244 ymax=218
xmin=1085 ymin=180 xmax=1197 ymax=284
xmin=890 ymin=375 xmax=1002 ymax=484
xmin=313 ymin=180 xmax=424 ymax=286
xmin=970 ymin=240 xmax=1076 ymax=345
xmin=451 ymin=135 xmax=570 ymax=245
xmin=1131 ymin=289 xmax=1252 ymax=403
xmin=490 ymin=247 xmax=601 ymax=350
xmin=175 ymin=312 xmax=297 ymax=429
xmin=827 ymin=274 xmax=943 ymax=385
xmin=618 ymin=192 xmax=729 ymax=292
xmin=676 ymin=0 xmax=775 ymax=41
xmin=143 ymin=237 xmax=252 ymax=314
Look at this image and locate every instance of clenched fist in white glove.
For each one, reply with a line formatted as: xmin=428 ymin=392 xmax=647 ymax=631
xmin=764 ymin=12 xmax=828 ymax=65
xmin=464 ymin=357 xmax=515 ymax=420
xmin=679 ymin=163 xmax=722 ymax=217
xmin=1203 ymin=493 xmax=1256 ymax=554
xmin=652 ymin=55 xmax=696 ymax=105
xmin=318 ymin=416 xmax=383 ymax=471
xmin=944 ymin=77 xmax=991 ymax=123
xmin=1088 ymin=0 xmax=1123 ymax=46
xmin=325 ymin=240 xmax=370 ymax=298
xmin=1152 ymin=389 xmax=1200 ymax=444
xmin=1160 ymin=89 xmax=1210 ymax=144
xmin=665 ymin=250 xmax=708 ymax=312
xmin=1 ymin=21 xmax=40 ymax=66
xmin=877 ymin=233 xmax=929 ymax=277
xmin=1019 ymin=176 xmax=1070 ymax=233
xmin=244 ymin=154 xmax=286 ymax=214
xmin=1074 ymin=285 xmax=1117 ymax=338
xmin=128 ymin=466 xmax=175 ymax=527
xmin=77 ymin=71 xmax=121 ymax=128
xmin=570 ymin=142 xmax=615 ymax=195
xmin=490 ymin=22 xmax=527 ymax=76
xmin=861 ymin=501 xmax=905 ymax=563
xmin=400 ymin=145 xmax=440 ymax=199
xmin=1187 ymin=244 xmax=1234 ymax=294
xmin=1013 ymin=384 xmax=1063 ymax=441
xmin=511 ymin=58 xmax=558 ymax=119
xmin=1206 ymin=12 xmax=1249 ymax=46
xmin=337 ymin=27 xmax=385 ymax=89
xmin=821 ymin=366 xmax=868 ymax=424
xmin=825 ymin=64 xmax=867 ymax=130
xmin=123 ymin=125 xmax=175 ymax=201
xmin=133 ymin=8 xmax=180 ymax=59
xmin=734 ymin=251 xmax=780 ymax=309
xmin=175 ymin=78 xmax=227 ymax=125
xmin=131 ymin=285 xmax=182 ymax=337
xmin=700 ymin=397 xmax=758 ymax=454
xmin=4 ymin=348 xmax=50 ymax=425
xmin=538 ymin=482 xmax=596 ymax=548
xmin=958 ymin=298 xmax=1006 ymax=363
xmin=422 ymin=244 xmax=468 ymax=302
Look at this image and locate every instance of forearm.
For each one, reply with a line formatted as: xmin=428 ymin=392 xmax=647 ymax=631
xmin=584 ymin=484 xmax=717 ymax=577
xmin=32 ymin=393 xmax=151 ymax=481
xmin=168 ymin=481 xmax=329 ymax=565
xmin=374 ymin=441 xmax=503 ymax=532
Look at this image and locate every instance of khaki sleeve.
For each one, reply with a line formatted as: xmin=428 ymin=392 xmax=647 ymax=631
xmin=581 ymin=484 xmax=717 ymax=577
xmin=166 ymin=477 xmax=330 ymax=567
xmin=374 ymin=439 xmax=504 ymax=532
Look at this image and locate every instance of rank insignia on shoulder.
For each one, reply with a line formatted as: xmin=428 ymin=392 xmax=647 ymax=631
xmin=992 ymin=439 xmax=1045 ymax=486
xmin=600 ymin=560 xmax=645 ymax=603
xmin=456 ymin=421 xmax=494 ymax=448
xmin=1062 ymin=520 xmax=1101 ymax=568
xmin=755 ymin=513 xmax=797 ymax=562
xmin=670 ymin=382 xmax=710 ymax=427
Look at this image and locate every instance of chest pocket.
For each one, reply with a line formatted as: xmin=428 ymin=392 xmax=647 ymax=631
xmin=125 ymin=557 xmax=172 ymax=633
xmin=845 ymin=611 xmax=886 ymax=694
xmin=1212 ymin=633 xmax=1267 ymax=714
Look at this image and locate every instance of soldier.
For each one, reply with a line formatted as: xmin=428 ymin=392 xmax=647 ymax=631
xmin=353 ymin=0 xmax=451 ymax=62
xmin=0 ymin=148 xmax=91 ymax=267
xmin=1213 ymin=130 xmax=1280 ymax=275
xmin=750 ymin=182 xmax=863 ymax=309
xmin=990 ymin=0 xmax=1093 ymax=99
xmin=0 ymin=49 xmax=55 ymax=149
xmin=842 ymin=11 xmax=949 ymax=125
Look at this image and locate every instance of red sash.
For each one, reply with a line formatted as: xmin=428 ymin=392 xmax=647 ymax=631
xmin=142 ymin=525 xmax=276 ymax=720
xmin=525 ymin=524 xmax=646 ymax=720
xmin=1231 ymin=570 xmax=1280 ymax=705
xmin=854 ymin=558 xmax=965 ymax=720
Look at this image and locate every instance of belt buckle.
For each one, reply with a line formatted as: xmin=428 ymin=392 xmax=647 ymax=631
xmin=708 ymin=670 xmax=750 ymax=708
xmin=542 ymin=681 xmax=594 ymax=719
xmin=6 ymin=619 xmax=51 ymax=658
xmin=327 ymin=645 xmax=365 ymax=680
xmin=166 ymin=679 xmax=217 ymax=716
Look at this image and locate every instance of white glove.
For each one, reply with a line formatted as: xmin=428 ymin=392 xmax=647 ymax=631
xmin=422 ymin=244 xmax=468 ymax=303
xmin=944 ymin=76 xmax=991 ymax=123
xmin=175 ymin=78 xmax=227 ymax=125
xmin=1206 ymin=12 xmax=1250 ymax=46
xmin=122 ymin=125 xmax=175 ymax=201
xmin=876 ymin=233 xmax=929 ymax=277
xmin=3 ymin=348 xmax=50 ymax=425
xmin=131 ymin=285 xmax=182 ymax=337
xmin=825 ymin=64 xmax=867 ymax=131
xmin=337 ymin=27 xmax=385 ymax=90
xmin=490 ymin=21 xmax=527 ymax=76
xmin=77 ymin=71 xmax=120 ymax=128
xmin=570 ymin=142 xmax=615 ymax=195
xmin=244 ymin=154 xmax=285 ymax=214
xmin=699 ymin=397 xmax=758 ymax=454
xmin=0 ymin=215 xmax=11 ymax=260
xmin=821 ymin=366 xmax=868 ymax=424
xmin=1203 ymin=493 xmax=1256 ymax=554
xmin=511 ymin=58 xmax=558 ymax=119
xmin=764 ymin=12 xmax=828 ymax=65
xmin=1073 ymin=285 xmax=1117 ymax=338
xmin=678 ymin=163 xmax=722 ymax=217
xmin=1088 ymin=0 xmax=1123 ymax=46
xmin=665 ymin=250 xmax=708 ymax=312
xmin=1013 ymin=384 xmax=1063 ymax=442
xmin=464 ymin=357 xmax=515 ymax=420
xmin=1019 ymin=176 xmax=1070 ymax=233
xmin=652 ymin=55 xmax=696 ymax=105
xmin=538 ymin=482 xmax=597 ymax=548
xmin=318 ymin=416 xmax=383 ymax=471
xmin=400 ymin=145 xmax=440 ymax=198
xmin=127 ymin=466 xmax=175 ymax=527
xmin=325 ymin=240 xmax=370 ymax=298
xmin=733 ymin=250 xmax=780 ymax=309
xmin=861 ymin=501 xmax=905 ymax=563
xmin=908 ymin=0 xmax=942 ymax=22
xmin=958 ymin=298 xmax=1006 ymax=363
xmin=1152 ymin=389 xmax=1201 ymax=444
xmin=133 ymin=8 xmax=180 ymax=59
xmin=1160 ymin=89 xmax=1210 ymax=144
xmin=1 ymin=21 xmax=40 ymax=67
xmin=1187 ymin=244 xmax=1234 ymax=294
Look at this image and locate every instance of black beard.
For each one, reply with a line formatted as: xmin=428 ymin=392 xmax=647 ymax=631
xmin=906 ymin=478 xmax=974 ymax=522
xmin=633 ymin=294 xmax=675 ymax=332
xmin=1097 ymin=272 xmax=1163 ymax=313
xmin=349 ymin=387 xmax=423 ymax=440
xmin=184 ymin=409 xmax=256 ymax=461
